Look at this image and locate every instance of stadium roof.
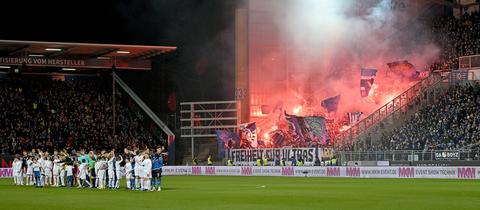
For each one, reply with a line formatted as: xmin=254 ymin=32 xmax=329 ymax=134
xmin=0 ymin=40 xmax=177 ymax=71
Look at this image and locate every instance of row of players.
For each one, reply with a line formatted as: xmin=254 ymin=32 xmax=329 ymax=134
xmin=11 ymin=147 xmax=165 ymax=191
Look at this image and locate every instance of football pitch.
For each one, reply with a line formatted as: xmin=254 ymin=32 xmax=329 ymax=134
xmin=0 ymin=176 xmax=479 ymax=210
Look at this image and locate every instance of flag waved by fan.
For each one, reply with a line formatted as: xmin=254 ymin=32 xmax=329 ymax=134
xmin=239 ymin=122 xmax=258 ymax=148
xmin=321 ymin=94 xmax=341 ymax=113
xmin=215 ymin=130 xmax=240 ymax=158
xmin=360 ymin=68 xmax=377 ymax=97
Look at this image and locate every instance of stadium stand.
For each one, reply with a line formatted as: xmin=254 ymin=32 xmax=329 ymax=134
xmin=430 ymin=11 xmax=480 ymax=70
xmin=378 ymin=83 xmax=480 ymax=151
xmin=1 ymin=12 xmax=479 ymax=157
xmin=337 ymin=11 xmax=480 ymax=152
xmin=374 ymin=11 xmax=480 ymax=151
xmin=0 ymin=76 xmax=155 ymax=155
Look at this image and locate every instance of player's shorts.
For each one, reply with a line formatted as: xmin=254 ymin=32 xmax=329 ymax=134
xmin=53 ymin=167 xmax=60 ymax=176
xmin=143 ymin=169 xmax=152 ymax=179
xmin=80 ymin=174 xmax=87 ymax=180
xmin=98 ymin=170 xmax=106 ymax=179
xmin=125 ymin=173 xmax=133 ymax=180
xmin=138 ymin=169 xmax=146 ymax=178
xmin=115 ymin=170 xmax=121 ymax=179
xmin=45 ymin=169 xmax=53 ymax=177
xmin=134 ymin=167 xmax=140 ymax=177
xmin=108 ymin=170 xmax=115 ymax=179
xmin=152 ymin=169 xmax=162 ymax=179
xmin=26 ymin=168 xmax=33 ymax=175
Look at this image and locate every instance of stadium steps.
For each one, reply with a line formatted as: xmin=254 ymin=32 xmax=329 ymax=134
xmin=181 ymin=138 xmax=218 ymax=165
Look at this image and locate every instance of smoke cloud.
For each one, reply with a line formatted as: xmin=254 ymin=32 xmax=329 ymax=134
xmin=256 ymin=0 xmax=439 ymax=120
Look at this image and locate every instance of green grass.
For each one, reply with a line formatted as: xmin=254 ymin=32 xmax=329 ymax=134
xmin=0 ymin=177 xmax=479 ymax=210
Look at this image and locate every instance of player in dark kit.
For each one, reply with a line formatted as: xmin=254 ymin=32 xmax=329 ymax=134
xmin=151 ymin=147 xmax=164 ymax=191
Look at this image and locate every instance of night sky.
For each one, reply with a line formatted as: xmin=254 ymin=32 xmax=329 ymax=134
xmin=0 ymin=0 xmax=238 ymax=113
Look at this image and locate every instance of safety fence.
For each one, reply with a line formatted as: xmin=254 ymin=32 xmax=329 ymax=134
xmin=337 ymin=150 xmax=480 ymax=162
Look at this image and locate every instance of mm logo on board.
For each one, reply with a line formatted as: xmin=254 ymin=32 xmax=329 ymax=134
xmin=458 ymin=168 xmax=476 ymax=179
xmin=398 ymin=167 xmax=414 ymax=178
xmin=346 ymin=167 xmax=360 ymax=177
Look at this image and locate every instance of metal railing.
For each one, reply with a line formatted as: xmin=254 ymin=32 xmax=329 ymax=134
xmin=459 ymin=54 xmax=480 ymax=69
xmin=335 ymin=73 xmax=442 ymax=149
xmin=337 ymin=150 xmax=480 ymax=162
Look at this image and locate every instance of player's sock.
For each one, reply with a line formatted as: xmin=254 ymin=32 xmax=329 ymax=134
xmin=85 ymin=180 xmax=92 ymax=188
xmin=146 ymin=179 xmax=151 ymax=191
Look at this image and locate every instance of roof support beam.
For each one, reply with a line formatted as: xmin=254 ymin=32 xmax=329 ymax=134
xmin=90 ymin=48 xmax=119 ymax=58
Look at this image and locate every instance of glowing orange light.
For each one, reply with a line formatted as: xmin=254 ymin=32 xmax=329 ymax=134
xmin=292 ymin=105 xmax=302 ymax=115
xmin=339 ymin=125 xmax=350 ymax=132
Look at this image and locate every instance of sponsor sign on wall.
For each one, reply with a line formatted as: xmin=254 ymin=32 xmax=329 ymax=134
xmin=0 ymin=168 xmax=13 ymax=178
xmin=2 ymin=166 xmax=478 ymax=179
xmin=161 ymin=166 xmax=480 ymax=179
xmin=0 ymin=57 xmax=85 ymax=66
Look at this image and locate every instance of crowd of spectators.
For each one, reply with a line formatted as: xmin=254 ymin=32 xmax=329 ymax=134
xmin=336 ymin=12 xmax=480 ymax=152
xmin=0 ymin=76 xmax=157 ymax=155
xmin=2 ymin=12 xmax=480 ymax=155
xmin=374 ymin=11 xmax=480 ymax=151
xmin=378 ymin=82 xmax=480 ymax=151
xmin=429 ymin=11 xmax=480 ymax=70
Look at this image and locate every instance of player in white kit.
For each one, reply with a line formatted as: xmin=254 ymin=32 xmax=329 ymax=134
xmin=124 ymin=158 xmax=134 ymax=190
xmin=141 ymin=154 xmax=152 ymax=191
xmin=44 ymin=157 xmax=53 ymax=186
xmin=97 ymin=157 xmax=108 ymax=189
xmin=25 ymin=156 xmax=34 ymax=185
xmin=53 ymin=156 xmax=61 ymax=187
xmin=12 ymin=157 xmax=23 ymax=185
xmin=115 ymin=155 xmax=123 ymax=189
xmin=38 ymin=153 xmax=46 ymax=187
xmin=134 ymin=152 xmax=144 ymax=190
xmin=107 ymin=153 xmax=115 ymax=189
xmin=94 ymin=158 xmax=101 ymax=188
xmin=58 ymin=155 xmax=66 ymax=187
xmin=78 ymin=159 xmax=91 ymax=188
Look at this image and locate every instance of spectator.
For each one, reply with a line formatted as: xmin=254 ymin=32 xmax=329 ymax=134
xmin=379 ymin=82 xmax=480 ymax=151
xmin=0 ymin=76 xmax=162 ymax=155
